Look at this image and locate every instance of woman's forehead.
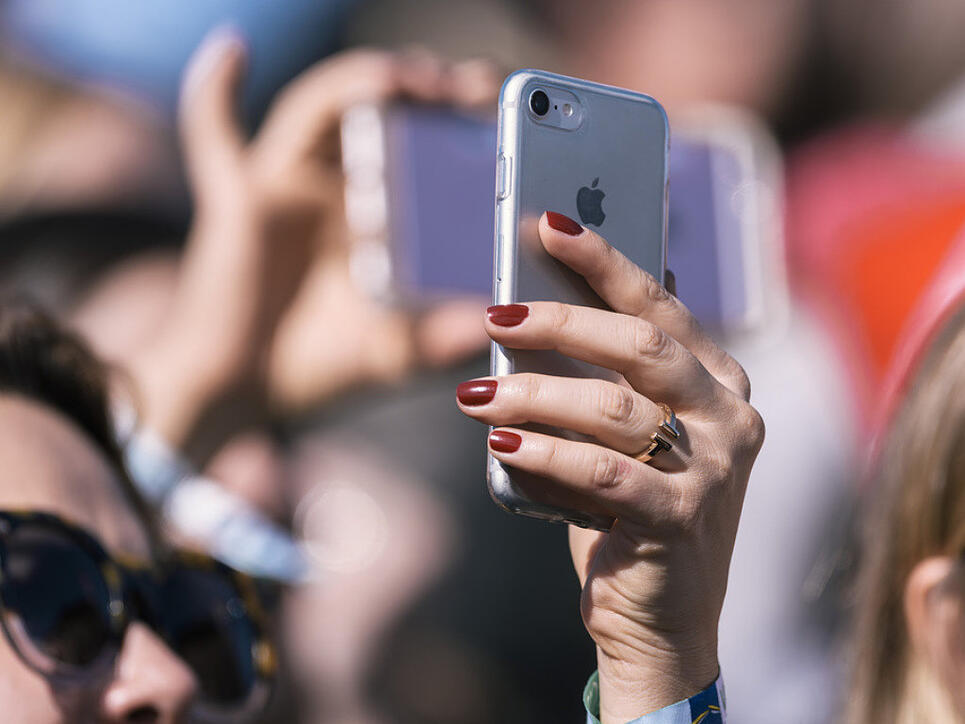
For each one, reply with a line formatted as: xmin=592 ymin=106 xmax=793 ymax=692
xmin=0 ymin=396 xmax=151 ymax=558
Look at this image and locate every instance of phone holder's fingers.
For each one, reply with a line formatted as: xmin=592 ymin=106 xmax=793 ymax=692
xmin=537 ymin=213 xmax=750 ymax=399
xmin=458 ymin=373 xmax=679 ymax=459
xmin=487 ymin=427 xmax=680 ymax=525
xmin=484 ymin=302 xmax=724 ymax=414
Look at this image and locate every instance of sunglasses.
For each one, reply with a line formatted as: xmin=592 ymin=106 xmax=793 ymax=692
xmin=0 ymin=511 xmax=276 ymax=720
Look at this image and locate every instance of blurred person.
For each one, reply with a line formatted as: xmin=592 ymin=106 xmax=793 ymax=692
xmin=846 ymin=235 xmax=965 ymax=722
xmin=82 ymin=31 xmax=498 ymax=446
xmin=0 ymin=58 xmax=186 ymax=323
xmin=0 ymin=301 xmax=275 ymax=723
xmin=0 ymin=59 xmax=179 ymax=219
xmin=520 ymin=0 xmax=812 ymax=120
xmin=65 ymin=30 xmax=516 ymax=723
xmin=62 ymin=33 xmax=499 ymax=559
xmin=0 ymin=32 xmax=769 ymax=724
xmin=0 ymin=221 xmax=767 ymax=724
xmin=0 ymin=239 xmax=766 ymax=724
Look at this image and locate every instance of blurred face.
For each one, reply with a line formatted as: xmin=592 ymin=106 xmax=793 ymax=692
xmin=552 ymin=0 xmax=810 ymax=115
xmin=0 ymin=395 xmax=197 ymax=723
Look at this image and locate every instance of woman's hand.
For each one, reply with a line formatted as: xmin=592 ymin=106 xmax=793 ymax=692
xmin=131 ymin=30 xmax=497 ymax=451
xmin=457 ymin=213 xmax=764 ymax=723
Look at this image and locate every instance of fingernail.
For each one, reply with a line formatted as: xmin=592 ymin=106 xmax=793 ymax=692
xmin=489 ymin=430 xmax=522 ymax=453
xmin=487 ymin=304 xmax=529 ymax=326
xmin=457 ymin=379 xmax=497 ymax=406
xmin=545 ymin=211 xmax=583 ymax=236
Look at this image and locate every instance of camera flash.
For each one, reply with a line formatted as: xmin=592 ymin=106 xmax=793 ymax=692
xmin=562 ymin=103 xmax=574 ymax=117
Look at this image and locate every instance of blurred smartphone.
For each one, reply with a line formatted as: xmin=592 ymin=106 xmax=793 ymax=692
xmin=669 ymin=110 xmax=787 ymax=339
xmin=341 ymin=103 xmax=496 ymax=302
xmin=343 ymin=103 xmax=784 ymax=342
xmin=490 ymin=70 xmax=669 ymax=530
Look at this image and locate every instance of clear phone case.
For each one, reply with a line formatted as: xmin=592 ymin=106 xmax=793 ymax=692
xmin=489 ymin=69 xmax=669 ymax=530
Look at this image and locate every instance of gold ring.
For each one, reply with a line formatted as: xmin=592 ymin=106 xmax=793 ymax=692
xmin=634 ymin=403 xmax=680 ymax=463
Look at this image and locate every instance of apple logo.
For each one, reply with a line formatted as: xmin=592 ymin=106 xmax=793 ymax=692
xmin=576 ymin=177 xmax=606 ymax=226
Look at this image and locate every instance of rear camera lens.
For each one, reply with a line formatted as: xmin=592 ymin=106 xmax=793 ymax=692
xmin=529 ymin=90 xmax=550 ymax=116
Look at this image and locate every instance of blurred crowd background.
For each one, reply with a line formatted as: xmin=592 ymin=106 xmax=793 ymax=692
xmin=2 ymin=1 xmax=965 ymax=722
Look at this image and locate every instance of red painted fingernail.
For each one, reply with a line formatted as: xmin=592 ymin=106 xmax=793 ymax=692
xmin=545 ymin=211 xmax=583 ymax=236
xmin=457 ymin=379 xmax=497 ymax=406
xmin=489 ymin=430 xmax=522 ymax=453
xmin=487 ymin=304 xmax=529 ymax=326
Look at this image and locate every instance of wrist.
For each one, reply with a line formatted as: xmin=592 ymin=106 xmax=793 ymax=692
xmin=128 ymin=342 xmax=222 ymax=451
xmin=595 ymin=637 xmax=718 ymax=724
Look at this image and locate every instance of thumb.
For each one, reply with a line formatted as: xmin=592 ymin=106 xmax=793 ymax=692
xmin=414 ymin=299 xmax=489 ymax=367
xmin=568 ymin=526 xmax=606 ymax=587
xmin=179 ymin=27 xmax=248 ymax=198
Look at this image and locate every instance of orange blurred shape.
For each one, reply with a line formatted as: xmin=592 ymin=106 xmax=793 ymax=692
xmin=835 ymin=194 xmax=965 ymax=383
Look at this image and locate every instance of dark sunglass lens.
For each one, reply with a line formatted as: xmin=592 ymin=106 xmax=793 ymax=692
xmin=161 ymin=568 xmax=256 ymax=705
xmin=1 ymin=525 xmax=113 ymax=666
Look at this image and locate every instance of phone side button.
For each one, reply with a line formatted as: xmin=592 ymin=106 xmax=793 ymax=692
xmin=496 ymin=153 xmax=512 ymax=201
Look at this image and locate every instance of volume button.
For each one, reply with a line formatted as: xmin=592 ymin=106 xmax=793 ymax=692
xmin=496 ymin=153 xmax=512 ymax=201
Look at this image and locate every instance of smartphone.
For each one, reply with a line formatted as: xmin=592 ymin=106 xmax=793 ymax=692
xmin=490 ymin=70 xmax=669 ymax=530
xmin=342 ymin=103 xmax=784 ymax=342
xmin=341 ymin=103 xmax=496 ymax=301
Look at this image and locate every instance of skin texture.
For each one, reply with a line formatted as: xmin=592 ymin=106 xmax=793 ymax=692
xmin=458 ymin=215 xmax=765 ymax=723
xmin=0 ymin=396 xmax=197 ymax=723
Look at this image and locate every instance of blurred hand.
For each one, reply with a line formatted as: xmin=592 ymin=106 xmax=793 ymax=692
xmin=457 ymin=213 xmax=764 ymax=723
xmin=132 ymin=30 xmax=498 ymax=448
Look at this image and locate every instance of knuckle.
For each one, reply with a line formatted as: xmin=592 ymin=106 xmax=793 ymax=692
xmin=740 ymin=404 xmax=766 ymax=450
xmin=518 ymin=373 xmax=543 ymax=406
xmin=540 ymin=436 xmax=562 ymax=472
xmin=631 ymin=319 xmax=670 ymax=360
xmin=341 ymin=48 xmax=394 ymax=73
xmin=644 ymin=271 xmax=672 ymax=305
xmin=599 ymin=384 xmax=637 ymax=428
xmin=591 ymin=451 xmax=623 ymax=490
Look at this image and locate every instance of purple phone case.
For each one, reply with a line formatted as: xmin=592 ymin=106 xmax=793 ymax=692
xmin=384 ymin=107 xmax=748 ymax=330
xmin=385 ymin=106 xmax=497 ymax=297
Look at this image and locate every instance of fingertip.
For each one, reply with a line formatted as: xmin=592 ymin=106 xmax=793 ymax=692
xmin=182 ymin=25 xmax=248 ymax=102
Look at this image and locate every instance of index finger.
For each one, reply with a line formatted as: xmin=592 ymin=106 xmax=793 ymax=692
xmin=255 ymin=49 xmax=449 ymax=165
xmin=539 ymin=212 xmax=751 ymax=400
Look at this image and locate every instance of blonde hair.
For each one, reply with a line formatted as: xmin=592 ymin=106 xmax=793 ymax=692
xmin=847 ymin=305 xmax=965 ymax=723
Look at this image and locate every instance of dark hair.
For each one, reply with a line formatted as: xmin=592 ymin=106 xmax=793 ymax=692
xmin=0 ymin=297 xmax=160 ymax=547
